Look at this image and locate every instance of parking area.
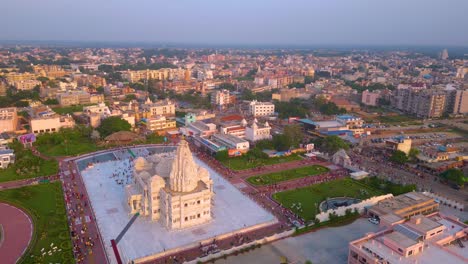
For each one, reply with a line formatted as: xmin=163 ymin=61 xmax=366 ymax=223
xmin=215 ymin=218 xmax=381 ymax=264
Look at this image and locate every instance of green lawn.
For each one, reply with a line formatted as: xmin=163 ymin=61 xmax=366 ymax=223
xmin=0 ymin=182 xmax=74 ymax=263
xmin=220 ymin=154 xmax=303 ymax=171
xmin=52 ymin=105 xmax=85 ymax=115
xmin=34 ymin=128 xmax=101 ymax=157
xmin=247 ymin=165 xmax=329 ymax=186
xmin=0 ymin=143 xmax=58 ymax=183
xmin=377 ymin=115 xmax=418 ymax=123
xmin=36 ymin=140 xmax=99 ymax=157
xmin=272 ymin=178 xmax=381 ymax=221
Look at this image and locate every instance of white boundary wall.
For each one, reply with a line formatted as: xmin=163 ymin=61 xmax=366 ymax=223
xmin=185 ymin=229 xmax=295 ymax=264
xmin=315 ymin=194 xmax=393 ymax=222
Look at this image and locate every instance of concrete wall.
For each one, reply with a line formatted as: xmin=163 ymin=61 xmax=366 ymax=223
xmin=185 ymin=229 xmax=294 ymax=264
xmin=316 ymin=194 xmax=394 ymax=222
xmin=133 ymin=220 xmax=279 ymax=264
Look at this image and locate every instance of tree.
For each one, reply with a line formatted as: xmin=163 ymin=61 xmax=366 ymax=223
xmin=90 ymin=130 xmax=101 ymax=142
xmin=283 ymin=124 xmax=303 ymax=148
xmin=96 ymin=86 xmax=105 ymax=94
xmin=124 ymin=94 xmax=137 ymax=102
xmin=218 ymin=83 xmax=236 ymax=91
xmin=44 ymin=98 xmax=59 ymax=105
xmin=97 ymin=116 xmax=131 ymax=137
xmin=272 ymin=134 xmax=290 ymax=151
xmin=390 ymin=150 xmax=408 ymax=164
xmin=215 ymin=150 xmax=229 ymax=161
xmin=408 ymin=148 xmax=420 ymax=161
xmin=440 ymin=169 xmax=467 ymax=186
xmin=321 ymin=136 xmax=349 ymax=153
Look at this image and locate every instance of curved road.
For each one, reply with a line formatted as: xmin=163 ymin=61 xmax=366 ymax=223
xmin=0 ymin=203 xmax=33 ymax=263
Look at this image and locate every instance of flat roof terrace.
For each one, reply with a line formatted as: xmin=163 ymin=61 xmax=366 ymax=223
xmin=78 ymin=151 xmax=276 ymax=263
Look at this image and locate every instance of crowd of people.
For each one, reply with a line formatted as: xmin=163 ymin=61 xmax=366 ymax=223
xmin=61 ymin=168 xmax=99 ymax=263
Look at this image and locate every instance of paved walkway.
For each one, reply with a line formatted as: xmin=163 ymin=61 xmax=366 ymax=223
xmin=0 ymin=203 xmax=33 ymax=264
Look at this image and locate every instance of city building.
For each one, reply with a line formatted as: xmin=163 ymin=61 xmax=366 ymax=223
xmin=211 ymin=89 xmax=236 ymax=108
xmin=29 ymin=106 xmax=75 ymax=134
xmin=83 ymin=103 xmax=111 ymax=117
xmin=336 ymin=115 xmax=364 ymax=135
xmin=56 ymin=91 xmax=104 ymax=106
xmin=447 ymin=89 xmax=468 ymax=114
xmin=0 ymin=107 xmax=18 ymax=133
xmin=11 ymin=79 xmax=41 ymax=91
xmin=144 ymin=116 xmax=177 ymax=134
xmin=245 ymin=120 xmax=272 ymax=142
xmin=392 ymin=88 xmax=447 ymax=118
xmin=249 ymin=100 xmax=275 ymax=117
xmin=361 ymin=90 xmax=381 ymax=106
xmin=0 ymin=147 xmax=15 ymax=169
xmin=212 ymin=133 xmax=250 ymax=152
xmin=141 ymin=99 xmax=176 ymax=117
xmin=348 ymin=213 xmax=467 ymax=264
xmin=125 ymin=140 xmax=213 ymax=230
xmin=385 ymin=137 xmax=412 ymax=155
xmin=122 ymin=68 xmax=188 ymax=82
xmin=181 ymin=121 xmax=217 ymax=137
xmin=367 ymin=192 xmax=438 ymax=221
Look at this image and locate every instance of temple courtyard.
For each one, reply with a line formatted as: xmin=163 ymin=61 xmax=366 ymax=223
xmin=78 ymin=150 xmax=277 ymax=263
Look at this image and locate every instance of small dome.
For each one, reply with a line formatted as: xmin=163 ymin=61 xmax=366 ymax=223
xmin=134 ymin=157 xmax=152 ymax=172
xmin=150 ymin=175 xmax=166 ymax=188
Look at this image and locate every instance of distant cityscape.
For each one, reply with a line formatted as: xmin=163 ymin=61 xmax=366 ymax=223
xmin=0 ymin=43 xmax=467 ymax=264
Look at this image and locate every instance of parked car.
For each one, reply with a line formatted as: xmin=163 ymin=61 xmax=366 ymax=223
xmin=368 ymin=218 xmax=379 ymax=225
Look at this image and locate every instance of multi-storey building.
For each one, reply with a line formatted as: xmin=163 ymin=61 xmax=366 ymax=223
xmin=56 ymin=91 xmax=104 ymax=106
xmin=211 ymin=89 xmax=235 ymax=108
xmin=11 ymin=79 xmax=41 ymax=91
xmin=361 ymin=90 xmax=381 ymax=106
xmin=141 ymin=99 xmax=176 ymax=117
xmin=144 ymin=116 xmax=177 ymax=133
xmin=0 ymin=107 xmax=18 ymax=133
xmin=249 ymin=100 xmax=275 ymax=117
xmin=446 ymin=89 xmax=468 ymax=114
xmin=122 ymin=68 xmax=189 ymax=82
xmin=392 ymin=88 xmax=447 ymax=118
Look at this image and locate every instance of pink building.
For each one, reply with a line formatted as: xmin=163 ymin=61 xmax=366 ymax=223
xmin=348 ymin=213 xmax=468 ymax=264
xmin=361 ymin=90 xmax=381 ymax=106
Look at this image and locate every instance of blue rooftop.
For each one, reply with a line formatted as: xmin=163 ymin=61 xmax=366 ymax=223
xmin=297 ymin=119 xmax=317 ymax=125
xmin=336 ymin=114 xmax=358 ymax=120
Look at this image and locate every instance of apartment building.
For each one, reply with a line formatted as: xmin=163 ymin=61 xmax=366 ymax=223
xmin=0 ymin=107 xmax=18 ymax=133
xmin=56 ymin=91 xmax=104 ymax=106
xmin=392 ymin=89 xmax=447 ymax=118
xmin=144 ymin=116 xmax=177 ymax=133
xmin=11 ymin=79 xmax=41 ymax=91
xmin=211 ymin=89 xmax=236 ymax=108
xmin=249 ymin=100 xmax=275 ymax=117
xmin=121 ymin=68 xmax=188 ymax=82
xmin=141 ymin=99 xmax=176 ymax=117
xmin=361 ymin=89 xmax=381 ymax=106
xmin=446 ymin=89 xmax=468 ymax=114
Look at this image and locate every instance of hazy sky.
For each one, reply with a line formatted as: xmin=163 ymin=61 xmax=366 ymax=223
xmin=2 ymin=0 xmax=468 ymax=46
